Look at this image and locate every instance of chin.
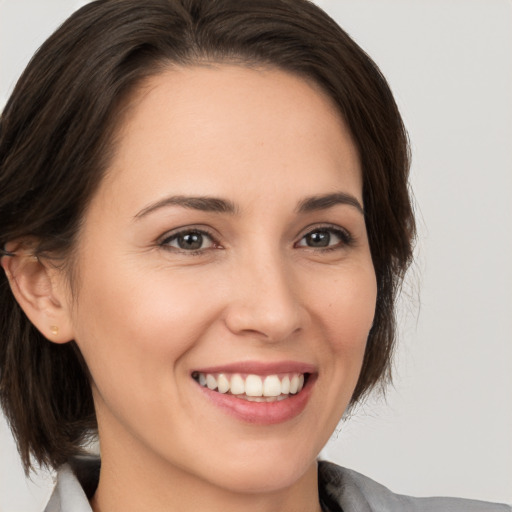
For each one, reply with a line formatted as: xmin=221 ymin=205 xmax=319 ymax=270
xmin=206 ymin=457 xmax=317 ymax=495
xmin=186 ymin=435 xmax=322 ymax=495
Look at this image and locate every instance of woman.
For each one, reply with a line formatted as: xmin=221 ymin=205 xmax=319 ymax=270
xmin=0 ymin=1 xmax=509 ymax=511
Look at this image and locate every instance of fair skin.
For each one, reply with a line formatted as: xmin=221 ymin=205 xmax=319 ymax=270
xmin=3 ymin=65 xmax=376 ymax=512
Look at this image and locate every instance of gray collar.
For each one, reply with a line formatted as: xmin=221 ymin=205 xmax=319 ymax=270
xmin=44 ymin=458 xmax=511 ymax=512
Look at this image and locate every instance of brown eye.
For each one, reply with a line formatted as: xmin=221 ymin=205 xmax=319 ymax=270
xmin=162 ymin=230 xmax=215 ymax=251
xmin=296 ymin=227 xmax=351 ymax=249
xmin=304 ymin=230 xmax=331 ymax=247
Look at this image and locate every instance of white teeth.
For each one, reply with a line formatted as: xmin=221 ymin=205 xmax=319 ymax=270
xmin=263 ymin=375 xmax=281 ymax=397
xmin=230 ymin=374 xmax=245 ymax=395
xmin=289 ymin=374 xmax=299 ymax=394
xmin=245 ymin=395 xmax=281 ymax=402
xmin=298 ymin=374 xmax=304 ymax=391
xmin=245 ymin=374 xmax=263 ymax=397
xmin=194 ymin=371 xmax=307 ymax=399
xmin=206 ymin=374 xmax=217 ymax=390
xmin=281 ymin=375 xmax=290 ymax=394
xmin=217 ymin=374 xmax=230 ymax=393
xmin=245 ymin=396 xmax=264 ymax=402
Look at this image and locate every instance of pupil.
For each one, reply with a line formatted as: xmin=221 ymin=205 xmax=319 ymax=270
xmin=178 ymin=232 xmax=203 ymax=250
xmin=307 ymin=231 xmax=330 ymax=247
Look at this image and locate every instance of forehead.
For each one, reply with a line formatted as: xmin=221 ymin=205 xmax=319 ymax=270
xmin=95 ymin=64 xmax=362 ymax=214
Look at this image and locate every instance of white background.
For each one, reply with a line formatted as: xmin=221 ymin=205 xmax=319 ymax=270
xmin=1 ymin=1 xmax=511 ymax=510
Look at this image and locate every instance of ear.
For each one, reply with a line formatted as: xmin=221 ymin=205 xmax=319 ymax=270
xmin=1 ymin=247 xmax=75 ymax=344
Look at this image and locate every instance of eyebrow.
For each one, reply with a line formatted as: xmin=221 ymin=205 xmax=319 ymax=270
xmin=134 ymin=191 xmax=364 ymax=220
xmin=296 ymin=192 xmax=364 ymax=215
xmin=134 ymin=195 xmax=238 ymax=219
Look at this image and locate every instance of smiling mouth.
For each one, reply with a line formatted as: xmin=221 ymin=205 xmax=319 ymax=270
xmin=192 ymin=372 xmax=308 ymax=402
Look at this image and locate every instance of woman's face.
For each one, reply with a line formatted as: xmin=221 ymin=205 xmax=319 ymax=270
xmin=65 ymin=65 xmax=376 ymax=493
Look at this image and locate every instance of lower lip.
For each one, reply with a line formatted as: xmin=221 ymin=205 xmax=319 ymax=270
xmin=196 ymin=375 xmax=316 ymax=425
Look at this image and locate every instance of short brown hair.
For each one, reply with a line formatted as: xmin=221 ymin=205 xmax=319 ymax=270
xmin=0 ymin=0 xmax=415 ymax=472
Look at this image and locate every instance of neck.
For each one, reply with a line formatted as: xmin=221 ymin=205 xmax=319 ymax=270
xmin=90 ymin=431 xmax=322 ymax=512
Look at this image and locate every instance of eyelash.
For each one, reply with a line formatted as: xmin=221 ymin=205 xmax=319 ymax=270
xmin=158 ymin=225 xmax=353 ymax=255
xmin=159 ymin=228 xmax=220 ymax=255
xmin=294 ymin=225 xmax=354 ymax=251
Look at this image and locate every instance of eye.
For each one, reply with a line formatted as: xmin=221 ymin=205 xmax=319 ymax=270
xmin=295 ymin=227 xmax=352 ymax=250
xmin=160 ymin=229 xmax=217 ymax=252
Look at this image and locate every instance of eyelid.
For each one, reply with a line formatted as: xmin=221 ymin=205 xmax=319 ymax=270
xmin=158 ymin=225 xmax=221 ymax=253
xmin=156 ymin=223 xmax=353 ymax=254
xmin=294 ymin=224 xmax=354 ymax=249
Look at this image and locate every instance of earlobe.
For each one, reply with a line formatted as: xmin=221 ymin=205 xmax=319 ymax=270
xmin=1 ymin=248 xmax=75 ymax=344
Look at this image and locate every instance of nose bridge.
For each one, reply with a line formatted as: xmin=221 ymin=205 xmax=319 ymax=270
xmin=225 ymin=243 xmax=303 ymax=341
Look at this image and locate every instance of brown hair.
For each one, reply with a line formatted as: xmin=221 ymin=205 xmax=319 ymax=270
xmin=0 ymin=0 xmax=415 ymax=472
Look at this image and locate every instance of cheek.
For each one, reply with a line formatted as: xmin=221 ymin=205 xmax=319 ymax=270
xmin=70 ymin=259 xmax=222 ymax=392
xmin=69 ymin=265 xmax=228 ymax=447
xmin=301 ymin=261 xmax=377 ymax=435
xmin=311 ymin=262 xmax=377 ymax=353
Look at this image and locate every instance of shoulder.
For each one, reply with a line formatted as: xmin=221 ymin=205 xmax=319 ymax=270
xmin=318 ymin=460 xmax=512 ymax=512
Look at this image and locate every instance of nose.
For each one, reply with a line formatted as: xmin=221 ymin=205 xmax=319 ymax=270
xmin=223 ymin=250 xmax=304 ymax=343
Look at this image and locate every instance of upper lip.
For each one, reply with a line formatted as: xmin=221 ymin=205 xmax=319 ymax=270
xmin=192 ymin=360 xmax=317 ymax=376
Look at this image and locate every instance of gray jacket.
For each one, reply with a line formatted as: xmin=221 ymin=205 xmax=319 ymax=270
xmin=318 ymin=461 xmax=511 ymax=511
xmin=44 ymin=458 xmax=511 ymax=511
